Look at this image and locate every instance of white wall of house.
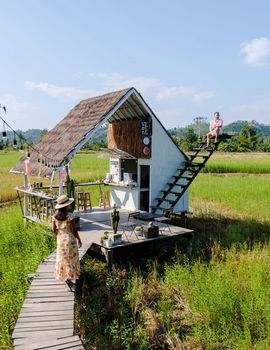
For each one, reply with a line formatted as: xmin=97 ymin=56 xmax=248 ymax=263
xmin=138 ymin=117 xmax=188 ymax=212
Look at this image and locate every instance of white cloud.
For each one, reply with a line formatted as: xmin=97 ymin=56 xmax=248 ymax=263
xmin=0 ymin=94 xmax=37 ymax=114
xmin=157 ymin=86 xmax=215 ymax=103
xmin=90 ymin=72 xmax=215 ymax=104
xmin=241 ymin=37 xmax=270 ymax=67
xmin=89 ymin=72 xmax=162 ymax=93
xmin=25 ymin=81 xmax=98 ymax=101
xmin=231 ymin=101 xmax=270 ymax=114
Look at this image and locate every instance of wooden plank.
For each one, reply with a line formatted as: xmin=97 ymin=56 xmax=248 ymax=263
xmin=21 ymin=302 xmax=74 ymax=311
xmin=47 ymin=345 xmax=84 ymax=350
xmin=17 ymin=315 xmax=74 ymax=322
xmin=15 ymin=320 xmax=73 ymax=328
xmin=12 ymin=329 xmax=73 ymax=339
xmin=30 ymin=280 xmax=62 ymax=285
xmin=24 ymin=296 xmax=74 ymax=303
xmin=13 ymin=335 xmax=81 ymax=347
xmin=15 ymin=342 xmax=84 ymax=350
xmin=26 ymin=291 xmax=72 ymax=297
xmin=29 ymin=285 xmax=67 ymax=291
xmin=18 ymin=309 xmax=73 ymax=320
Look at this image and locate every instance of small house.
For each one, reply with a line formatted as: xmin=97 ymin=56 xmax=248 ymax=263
xmin=12 ymin=87 xmax=189 ymax=216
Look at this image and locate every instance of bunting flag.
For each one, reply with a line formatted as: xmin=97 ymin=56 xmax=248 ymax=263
xmin=50 ymin=170 xmax=55 ymax=191
xmin=38 ymin=155 xmax=43 ymax=177
xmin=67 ymin=161 xmax=72 ymax=174
xmin=60 ymin=168 xmax=66 ymax=183
xmin=25 ymin=158 xmax=31 ymax=188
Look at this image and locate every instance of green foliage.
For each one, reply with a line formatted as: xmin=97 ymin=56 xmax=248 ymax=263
xmin=236 ymin=124 xmax=260 ymax=151
xmin=164 ymin=243 xmax=270 ymax=349
xmin=0 ymin=204 xmax=56 ymax=348
xmin=173 ymin=128 xmax=198 ymax=151
xmin=77 ymin=238 xmax=270 ymax=350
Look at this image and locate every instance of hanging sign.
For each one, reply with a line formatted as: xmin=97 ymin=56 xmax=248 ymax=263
xmin=140 ymin=115 xmax=152 ymax=157
xmin=110 ymin=159 xmax=120 ymax=183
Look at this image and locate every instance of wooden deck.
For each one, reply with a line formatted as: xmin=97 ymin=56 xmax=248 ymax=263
xmin=12 ymin=208 xmax=193 ymax=349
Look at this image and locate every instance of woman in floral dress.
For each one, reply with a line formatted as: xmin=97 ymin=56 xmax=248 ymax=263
xmin=52 ymin=195 xmax=82 ymax=292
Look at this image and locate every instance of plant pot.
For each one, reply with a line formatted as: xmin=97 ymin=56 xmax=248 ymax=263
xmin=143 ymin=225 xmax=159 ymax=239
xmin=104 ymin=238 xmax=113 ymax=247
xmin=108 ymin=233 xmax=122 ymax=245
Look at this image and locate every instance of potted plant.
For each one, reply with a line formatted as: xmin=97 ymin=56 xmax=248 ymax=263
xmin=109 ymin=205 xmax=122 ymax=245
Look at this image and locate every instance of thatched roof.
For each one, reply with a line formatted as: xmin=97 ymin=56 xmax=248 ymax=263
xmin=11 ymin=87 xmax=186 ymax=178
xmin=11 ymin=88 xmax=132 ymax=177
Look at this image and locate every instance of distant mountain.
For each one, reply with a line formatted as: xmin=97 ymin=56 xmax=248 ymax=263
xmin=4 ymin=129 xmax=44 ymax=143
xmin=224 ymin=120 xmax=270 ymax=137
xmin=2 ymin=119 xmax=270 ymax=147
xmin=168 ymin=120 xmax=270 ymax=138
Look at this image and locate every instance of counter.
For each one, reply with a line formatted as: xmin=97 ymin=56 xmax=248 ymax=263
xmin=109 ymin=183 xmax=139 ymax=210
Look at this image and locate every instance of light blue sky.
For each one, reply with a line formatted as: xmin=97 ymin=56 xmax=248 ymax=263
xmin=1 ymin=0 xmax=270 ymax=130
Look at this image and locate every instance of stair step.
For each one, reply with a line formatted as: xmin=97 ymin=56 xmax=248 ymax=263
xmin=185 ymin=161 xmax=205 ymax=167
xmin=169 ymin=191 xmax=181 ymax=195
xmin=186 ymin=169 xmax=199 ymax=173
xmin=151 ymin=206 xmax=167 ymax=211
xmin=161 ymin=190 xmax=170 ymax=194
xmin=161 ymin=190 xmax=182 ymax=195
xmin=190 ymin=155 xmax=208 ymax=159
xmin=156 ymin=198 xmax=175 ymax=204
xmin=172 ymin=175 xmax=193 ymax=179
xmin=177 ymin=167 xmax=199 ymax=173
xmin=167 ymin=183 xmax=187 ymax=187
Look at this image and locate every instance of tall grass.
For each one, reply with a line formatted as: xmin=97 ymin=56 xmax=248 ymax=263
xmin=0 ymin=204 xmax=55 ymax=348
xmin=202 ymin=152 xmax=270 ymax=173
xmin=189 ymin=175 xmax=270 ymax=222
xmin=163 ymin=243 xmax=270 ymax=349
xmin=78 ymin=242 xmax=270 ymax=350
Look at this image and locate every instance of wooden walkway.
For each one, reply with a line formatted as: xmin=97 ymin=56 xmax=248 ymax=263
xmin=12 ymin=235 xmax=91 ymax=349
xmin=12 ymin=208 xmax=193 ymax=349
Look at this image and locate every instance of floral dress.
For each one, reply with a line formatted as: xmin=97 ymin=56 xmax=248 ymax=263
xmin=53 ymin=213 xmax=80 ymax=281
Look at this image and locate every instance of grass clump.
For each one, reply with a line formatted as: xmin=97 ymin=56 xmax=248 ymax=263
xmin=164 ymin=243 xmax=270 ymax=349
xmin=0 ymin=204 xmax=56 ymax=348
xmin=77 ymin=242 xmax=270 ymax=350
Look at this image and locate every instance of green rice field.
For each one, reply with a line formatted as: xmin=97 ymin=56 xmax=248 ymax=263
xmin=202 ymin=152 xmax=270 ymax=173
xmin=1 ymin=150 xmax=270 ymax=348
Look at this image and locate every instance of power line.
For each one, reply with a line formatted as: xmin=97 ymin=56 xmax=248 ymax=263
xmin=0 ymin=105 xmax=59 ymax=168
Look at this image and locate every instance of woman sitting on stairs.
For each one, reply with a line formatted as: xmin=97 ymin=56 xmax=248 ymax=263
xmin=206 ymin=111 xmax=223 ymax=147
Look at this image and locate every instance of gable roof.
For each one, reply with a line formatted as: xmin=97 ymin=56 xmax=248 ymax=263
xmin=11 ymin=87 xmax=187 ymax=177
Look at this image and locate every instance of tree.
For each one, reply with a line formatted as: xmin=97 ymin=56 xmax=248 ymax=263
xmin=193 ymin=116 xmax=208 ymax=138
xmin=236 ymin=124 xmax=259 ymax=151
xmin=178 ymin=128 xmax=198 ymax=151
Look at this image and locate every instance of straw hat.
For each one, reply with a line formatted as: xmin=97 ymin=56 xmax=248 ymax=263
xmin=55 ymin=195 xmax=74 ymax=209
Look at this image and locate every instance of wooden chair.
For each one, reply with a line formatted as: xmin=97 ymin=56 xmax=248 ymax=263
xmin=84 ymin=192 xmax=92 ymax=211
xmin=76 ymin=191 xmax=92 ymax=212
xmin=99 ymin=186 xmax=110 ymax=208
xmin=76 ymin=191 xmax=85 ymax=211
